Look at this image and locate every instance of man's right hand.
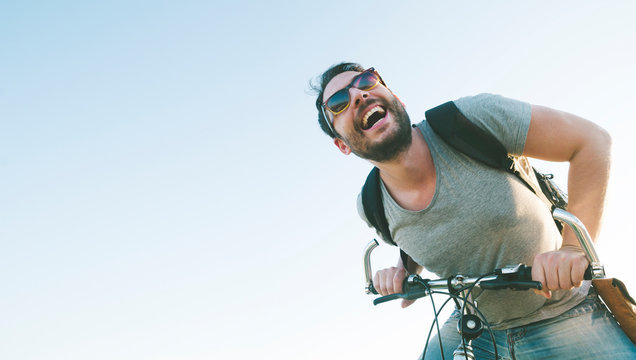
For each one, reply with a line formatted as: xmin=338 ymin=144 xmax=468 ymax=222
xmin=373 ymin=266 xmax=416 ymax=308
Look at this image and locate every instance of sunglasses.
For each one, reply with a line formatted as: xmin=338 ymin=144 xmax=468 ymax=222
xmin=321 ymin=67 xmax=385 ymax=134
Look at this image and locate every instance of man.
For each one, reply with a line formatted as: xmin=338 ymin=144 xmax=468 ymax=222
xmin=312 ymin=62 xmax=636 ymax=359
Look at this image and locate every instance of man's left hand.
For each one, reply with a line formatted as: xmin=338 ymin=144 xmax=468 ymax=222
xmin=531 ymin=246 xmax=589 ymax=299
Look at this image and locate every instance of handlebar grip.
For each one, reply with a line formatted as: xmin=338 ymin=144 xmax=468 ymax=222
xmin=480 ymin=279 xmax=543 ymax=290
xmin=524 ymin=265 xmax=593 ymax=281
xmin=367 ymin=272 xmax=413 ymax=296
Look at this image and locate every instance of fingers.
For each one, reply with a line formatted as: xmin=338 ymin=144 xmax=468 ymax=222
xmin=571 ymin=257 xmax=589 ymax=287
xmin=373 ymin=267 xmax=406 ymax=296
xmin=531 ymin=261 xmax=551 ymax=299
xmin=559 ymin=262 xmax=574 ymax=289
xmin=393 ymin=268 xmax=404 ymax=294
xmin=373 ymin=267 xmax=416 ymax=308
xmin=532 ymin=249 xmax=589 ymax=297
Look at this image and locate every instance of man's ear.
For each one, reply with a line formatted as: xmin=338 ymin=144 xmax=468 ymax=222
xmin=333 ymin=137 xmax=352 ymax=155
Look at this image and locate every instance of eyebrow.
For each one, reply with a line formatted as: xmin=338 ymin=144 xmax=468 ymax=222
xmin=324 ymin=72 xmax=362 ymax=103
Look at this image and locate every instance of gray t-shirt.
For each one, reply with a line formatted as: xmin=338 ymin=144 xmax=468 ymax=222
xmin=357 ymin=93 xmax=588 ymax=329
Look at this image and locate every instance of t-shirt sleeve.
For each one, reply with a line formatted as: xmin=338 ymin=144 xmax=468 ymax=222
xmin=453 ymin=93 xmax=531 ymax=156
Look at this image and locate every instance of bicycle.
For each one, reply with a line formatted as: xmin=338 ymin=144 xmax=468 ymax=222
xmin=362 ymin=208 xmax=604 ymax=360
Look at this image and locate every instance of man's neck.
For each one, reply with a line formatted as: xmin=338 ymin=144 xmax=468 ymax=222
xmin=370 ymin=126 xmax=434 ymax=191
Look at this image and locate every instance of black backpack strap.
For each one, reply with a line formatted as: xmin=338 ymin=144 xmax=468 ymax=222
xmin=425 ymin=101 xmax=514 ymax=170
xmin=361 ymin=167 xmax=395 ymax=245
xmin=425 ymin=101 xmax=544 ymax=197
xmin=361 ymin=167 xmax=411 ymax=268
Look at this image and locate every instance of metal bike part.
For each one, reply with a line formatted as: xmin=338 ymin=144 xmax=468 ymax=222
xmin=498 ymin=264 xmax=524 ymax=275
xmin=552 ymin=208 xmax=605 ymax=279
xmin=453 ymin=342 xmax=475 ymax=360
xmin=452 ymin=314 xmax=483 ymax=359
xmin=409 ymin=274 xmax=500 ymax=293
xmin=457 ymin=314 xmax=484 ymax=341
xmin=449 ymin=275 xmax=468 ymax=291
xmin=363 ymin=239 xmax=380 ymax=294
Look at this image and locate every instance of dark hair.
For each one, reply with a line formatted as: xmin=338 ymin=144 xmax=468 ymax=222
xmin=310 ymin=62 xmax=365 ymax=138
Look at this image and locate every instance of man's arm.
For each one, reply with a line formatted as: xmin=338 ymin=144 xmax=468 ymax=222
xmin=524 ymin=105 xmax=612 ymax=297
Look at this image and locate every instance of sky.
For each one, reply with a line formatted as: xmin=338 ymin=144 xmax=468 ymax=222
xmin=1 ymin=1 xmax=635 ymax=359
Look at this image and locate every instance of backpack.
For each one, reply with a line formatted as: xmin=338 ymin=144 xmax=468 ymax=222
xmin=360 ymin=101 xmax=568 ymax=252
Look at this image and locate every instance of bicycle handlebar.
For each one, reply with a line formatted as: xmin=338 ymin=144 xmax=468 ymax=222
xmin=364 ymin=209 xmax=602 ymax=299
xmin=371 ymin=264 xmax=594 ymax=305
xmin=372 ymin=264 xmax=535 ymax=305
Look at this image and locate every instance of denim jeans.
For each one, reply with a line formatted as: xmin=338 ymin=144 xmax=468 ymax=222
xmin=422 ymin=293 xmax=636 ymax=360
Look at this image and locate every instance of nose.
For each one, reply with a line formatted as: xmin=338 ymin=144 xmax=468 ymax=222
xmin=350 ymin=87 xmax=370 ymax=108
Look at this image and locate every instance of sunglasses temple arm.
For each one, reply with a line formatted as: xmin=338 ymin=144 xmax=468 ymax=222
xmin=322 ymin=106 xmax=337 ymax=136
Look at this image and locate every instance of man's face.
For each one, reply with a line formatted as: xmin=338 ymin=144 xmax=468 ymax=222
xmin=323 ymin=71 xmax=412 ymax=162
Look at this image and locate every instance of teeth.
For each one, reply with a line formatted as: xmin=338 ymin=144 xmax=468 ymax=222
xmin=362 ymin=105 xmax=385 ymax=129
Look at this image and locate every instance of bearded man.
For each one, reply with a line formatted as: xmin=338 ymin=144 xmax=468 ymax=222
xmin=312 ymin=62 xmax=636 ymax=359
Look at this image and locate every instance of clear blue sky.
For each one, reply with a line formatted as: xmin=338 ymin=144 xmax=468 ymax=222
xmin=2 ymin=1 xmax=635 ymax=359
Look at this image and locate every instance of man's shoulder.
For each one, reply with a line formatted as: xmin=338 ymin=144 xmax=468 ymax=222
xmin=453 ymin=93 xmax=520 ymax=111
xmin=442 ymin=93 xmax=532 ymax=156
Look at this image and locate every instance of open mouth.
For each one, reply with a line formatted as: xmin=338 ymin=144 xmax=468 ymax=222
xmin=361 ymin=105 xmax=387 ymax=130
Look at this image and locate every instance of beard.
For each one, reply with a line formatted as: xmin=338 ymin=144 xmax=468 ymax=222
xmin=343 ymin=96 xmax=413 ymax=163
